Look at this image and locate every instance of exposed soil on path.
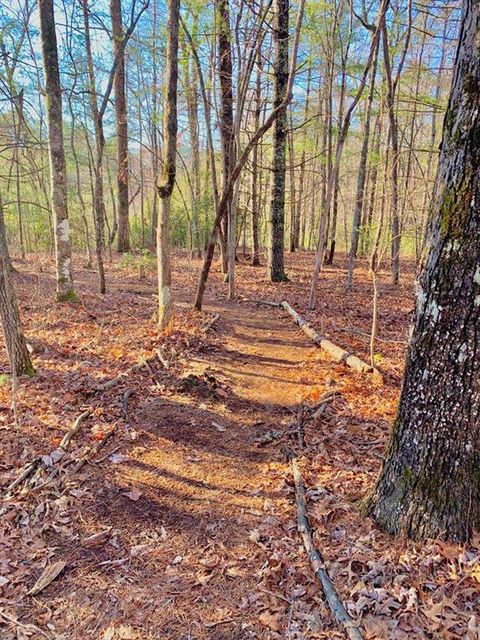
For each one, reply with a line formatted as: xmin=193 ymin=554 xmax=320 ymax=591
xmin=83 ymin=296 xmax=335 ymax=639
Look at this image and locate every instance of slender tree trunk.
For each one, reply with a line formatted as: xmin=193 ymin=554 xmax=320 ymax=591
xmin=111 ymin=0 xmax=130 ymax=253
xmin=82 ymin=0 xmax=106 ymax=294
xmin=361 ymin=115 xmax=382 ymax=256
xmin=267 ymin=0 xmax=289 ymax=282
xmin=324 ymin=52 xmax=340 ymax=266
xmin=288 ymin=111 xmax=296 ymax=253
xmin=157 ymin=0 xmax=180 ymax=329
xmin=150 ymin=0 xmax=160 ymax=249
xmin=366 ymin=0 xmax=480 ymax=542
xmin=382 ymin=19 xmax=401 ymax=285
xmin=215 ymin=0 xmax=236 ymax=290
xmin=39 ymin=0 xmax=75 ymax=301
xmin=294 ymin=66 xmax=311 ymax=253
xmin=347 ymin=39 xmax=379 ymax=287
xmin=250 ymin=39 xmax=262 ymax=266
xmin=182 ymin=22 xmax=201 ymax=258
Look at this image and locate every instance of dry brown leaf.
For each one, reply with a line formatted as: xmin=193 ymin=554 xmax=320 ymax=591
xmin=123 ymin=488 xmax=142 ymax=501
xmin=83 ymin=528 xmax=112 ymax=547
xmin=28 ymin=560 xmax=66 ymax=596
xmin=258 ymin=610 xmax=282 ymax=632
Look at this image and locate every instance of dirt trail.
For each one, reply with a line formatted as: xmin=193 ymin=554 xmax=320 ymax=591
xmin=187 ymin=298 xmax=327 ymax=406
xmin=80 ymin=297 xmax=330 ymax=639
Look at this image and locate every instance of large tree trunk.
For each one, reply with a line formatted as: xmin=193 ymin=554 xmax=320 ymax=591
xmin=111 ymin=0 xmax=130 ymax=253
xmin=366 ymin=0 xmax=480 ymax=543
xmin=0 ymin=196 xmax=34 ymax=376
xmin=38 ymin=0 xmax=75 ymax=302
xmin=267 ymin=0 xmax=289 ymax=282
xmin=157 ymin=0 xmax=180 ymax=329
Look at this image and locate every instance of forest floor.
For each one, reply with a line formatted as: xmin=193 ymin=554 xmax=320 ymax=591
xmin=1 ymin=250 xmax=480 ymax=640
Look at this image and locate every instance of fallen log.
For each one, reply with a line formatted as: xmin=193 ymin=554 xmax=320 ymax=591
xmin=285 ymin=448 xmax=363 ymax=640
xmin=307 ymin=389 xmax=338 ymax=412
xmin=280 ymin=301 xmax=381 ymax=378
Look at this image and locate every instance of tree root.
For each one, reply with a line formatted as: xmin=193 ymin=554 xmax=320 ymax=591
xmin=285 ymin=448 xmax=363 ymax=640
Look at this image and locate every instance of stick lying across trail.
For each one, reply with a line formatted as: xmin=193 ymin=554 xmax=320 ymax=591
xmin=280 ymin=301 xmax=382 ymax=379
xmin=285 ymin=447 xmax=364 ymax=640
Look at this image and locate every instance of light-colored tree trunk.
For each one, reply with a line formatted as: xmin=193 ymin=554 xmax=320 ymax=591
xmin=39 ymin=0 xmax=75 ymax=301
xmin=157 ymin=0 xmax=180 ymax=329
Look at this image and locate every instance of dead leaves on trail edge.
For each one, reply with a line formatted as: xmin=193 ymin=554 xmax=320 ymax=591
xmin=0 ymin=253 xmax=478 ymax=639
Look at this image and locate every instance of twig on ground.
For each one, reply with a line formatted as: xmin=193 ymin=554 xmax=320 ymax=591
xmin=0 ymin=610 xmax=51 ymax=639
xmin=122 ymin=388 xmax=134 ymax=419
xmin=3 ymin=458 xmax=41 ymax=497
xmin=205 ymin=618 xmax=236 ymax=628
xmin=71 ymin=427 xmax=116 ymax=474
xmin=203 ymin=313 xmax=220 ymax=333
xmin=4 ymin=409 xmax=92 ymax=497
xmin=156 ymin=348 xmax=170 ymax=369
xmin=95 ymin=444 xmax=122 ymax=464
xmin=285 ymin=447 xmax=364 ymax=640
xmin=296 ymin=402 xmax=305 ymax=448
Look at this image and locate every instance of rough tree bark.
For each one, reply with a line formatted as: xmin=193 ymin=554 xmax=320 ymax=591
xmin=267 ymin=0 xmax=289 ymax=282
xmin=216 ymin=0 xmax=235 ymax=291
xmin=111 ymin=0 xmax=130 ymax=253
xmin=38 ymin=0 xmax=75 ymax=302
xmin=366 ymin=0 xmax=480 ymax=542
xmin=0 ymin=195 xmax=34 ymax=376
xmin=156 ymin=0 xmax=180 ymax=329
